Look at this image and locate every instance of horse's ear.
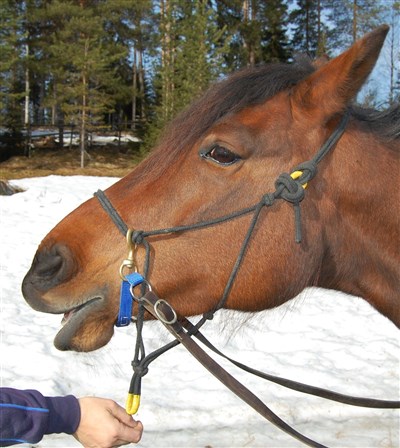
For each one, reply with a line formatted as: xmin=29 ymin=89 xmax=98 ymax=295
xmin=312 ymin=55 xmax=330 ymax=69
xmin=292 ymin=25 xmax=389 ymax=120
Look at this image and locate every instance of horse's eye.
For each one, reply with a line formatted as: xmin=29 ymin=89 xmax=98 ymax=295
xmin=202 ymin=145 xmax=241 ymax=166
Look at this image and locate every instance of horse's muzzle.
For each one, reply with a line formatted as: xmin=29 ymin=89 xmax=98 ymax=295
xmin=22 ymin=243 xmax=79 ymax=312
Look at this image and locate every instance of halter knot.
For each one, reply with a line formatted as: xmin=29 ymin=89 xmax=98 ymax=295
xmin=292 ymin=161 xmax=318 ymax=184
xmin=131 ymin=361 xmax=149 ymax=377
xmin=262 ymin=193 xmax=275 ymax=207
xmin=131 ymin=230 xmax=145 ymax=245
xmin=203 ymin=311 xmax=214 ymax=321
xmin=275 ymin=173 xmax=305 ymax=204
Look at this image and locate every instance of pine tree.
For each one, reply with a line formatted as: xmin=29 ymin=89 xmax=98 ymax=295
xmin=290 ymin=0 xmax=330 ymax=58
xmin=214 ymin=0 xmax=290 ymax=69
xmin=145 ymin=0 xmax=227 ymax=149
xmin=24 ymin=0 xmax=51 ymax=127
xmin=173 ymin=0 xmax=227 ymax=111
xmin=100 ymin=0 xmax=153 ymax=132
xmin=239 ymin=0 xmax=261 ymax=66
xmin=214 ymin=0 xmax=244 ymax=70
xmin=157 ymin=0 xmax=176 ymax=126
xmin=326 ymin=0 xmax=394 ymax=106
xmin=41 ymin=0 xmax=128 ymax=167
xmin=260 ymin=0 xmax=290 ymax=62
xmin=0 ymin=1 xmax=26 ymax=134
xmin=326 ymin=0 xmax=386 ymax=49
xmin=388 ymin=0 xmax=400 ymax=104
xmin=127 ymin=1 xmax=153 ymax=132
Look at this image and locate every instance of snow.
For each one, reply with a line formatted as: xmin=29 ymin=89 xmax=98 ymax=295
xmin=0 ymin=175 xmax=399 ymax=448
xmin=54 ymin=133 xmax=141 ymax=146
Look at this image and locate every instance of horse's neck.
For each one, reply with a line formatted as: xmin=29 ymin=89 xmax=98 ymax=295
xmin=319 ymin=130 xmax=400 ymax=327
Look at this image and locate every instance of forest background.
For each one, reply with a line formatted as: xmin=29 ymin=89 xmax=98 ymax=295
xmin=0 ymin=0 xmax=399 ymax=168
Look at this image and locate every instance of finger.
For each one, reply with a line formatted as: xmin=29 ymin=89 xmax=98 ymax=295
xmin=108 ymin=402 xmax=139 ymax=427
xmin=115 ymin=421 xmax=143 ymax=445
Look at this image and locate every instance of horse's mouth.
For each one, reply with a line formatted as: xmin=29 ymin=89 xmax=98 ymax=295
xmin=54 ymin=296 xmax=109 ymax=351
xmin=61 ymin=297 xmax=101 ymax=326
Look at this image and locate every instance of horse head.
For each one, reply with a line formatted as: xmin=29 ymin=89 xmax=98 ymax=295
xmin=22 ymin=26 xmax=399 ymax=352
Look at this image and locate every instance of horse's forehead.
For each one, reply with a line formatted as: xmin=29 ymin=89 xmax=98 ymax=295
xmin=237 ymin=96 xmax=290 ymax=129
xmin=203 ymin=120 xmax=254 ymax=147
xmin=209 ymin=92 xmax=291 ymax=137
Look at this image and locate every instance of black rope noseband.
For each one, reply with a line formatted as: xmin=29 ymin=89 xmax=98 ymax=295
xmin=93 ymin=111 xmax=399 ymax=447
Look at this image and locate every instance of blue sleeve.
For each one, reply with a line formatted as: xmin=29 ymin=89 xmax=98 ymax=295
xmin=0 ymin=387 xmax=81 ymax=446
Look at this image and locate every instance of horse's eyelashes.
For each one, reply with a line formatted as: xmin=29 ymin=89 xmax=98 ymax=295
xmin=200 ymin=145 xmax=241 ymax=166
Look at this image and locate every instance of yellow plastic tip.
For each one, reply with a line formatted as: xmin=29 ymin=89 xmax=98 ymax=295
xmin=290 ymin=170 xmax=308 ymax=189
xmin=126 ymin=393 xmax=140 ymax=415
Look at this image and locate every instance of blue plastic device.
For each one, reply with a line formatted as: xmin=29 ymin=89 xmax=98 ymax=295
xmin=116 ymin=272 xmax=144 ymax=327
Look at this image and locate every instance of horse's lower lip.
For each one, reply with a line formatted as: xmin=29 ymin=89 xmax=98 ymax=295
xmin=61 ymin=297 xmax=101 ymax=325
xmin=54 ymin=296 xmax=105 ymax=351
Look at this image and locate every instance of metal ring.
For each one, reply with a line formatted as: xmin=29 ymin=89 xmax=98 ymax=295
xmin=154 ymin=299 xmax=177 ymax=325
xmin=119 ymin=261 xmax=138 ymax=281
xmin=129 ymin=280 xmax=152 ymax=301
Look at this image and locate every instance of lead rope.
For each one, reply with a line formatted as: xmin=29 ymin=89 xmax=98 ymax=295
xmin=135 ymin=290 xmax=399 ymax=448
xmin=140 ymin=291 xmax=329 ymax=448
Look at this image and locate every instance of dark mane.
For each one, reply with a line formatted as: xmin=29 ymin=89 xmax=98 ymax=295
xmin=136 ymin=60 xmax=399 ymax=182
xmin=350 ymin=104 xmax=400 ymax=141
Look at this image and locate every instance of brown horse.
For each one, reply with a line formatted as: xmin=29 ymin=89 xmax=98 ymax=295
xmin=22 ymin=25 xmax=399 ymax=353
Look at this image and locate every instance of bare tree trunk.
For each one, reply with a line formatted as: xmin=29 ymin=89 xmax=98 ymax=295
xmin=24 ymin=44 xmax=30 ymax=127
xmin=80 ymin=90 xmax=86 ymax=168
xmin=161 ymin=0 xmax=174 ymax=121
xmin=316 ymin=0 xmax=324 ymax=56
xmin=138 ymin=49 xmax=145 ymax=121
xmin=80 ymin=0 xmax=88 ymax=168
xmin=305 ymin=3 xmax=310 ymax=53
xmin=242 ymin=0 xmax=257 ymax=66
xmin=58 ymin=120 xmax=64 ymax=149
xmin=132 ymin=48 xmax=137 ymax=130
xmin=242 ymin=0 xmax=249 ymax=66
xmin=388 ymin=5 xmax=399 ymax=104
xmin=352 ymin=0 xmax=358 ymax=43
xmin=80 ymin=38 xmax=89 ymax=169
xmin=249 ymin=0 xmax=256 ymax=66
xmin=24 ymin=43 xmax=32 ymax=157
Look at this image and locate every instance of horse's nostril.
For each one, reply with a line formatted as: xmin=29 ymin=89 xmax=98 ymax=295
xmin=35 ymin=253 xmax=64 ymax=278
xmin=24 ymin=244 xmax=78 ymax=291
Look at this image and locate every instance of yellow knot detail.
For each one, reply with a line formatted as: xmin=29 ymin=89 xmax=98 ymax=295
xmin=290 ymin=171 xmax=308 ymax=189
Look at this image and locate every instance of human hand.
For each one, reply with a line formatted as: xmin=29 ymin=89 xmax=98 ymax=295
xmin=73 ymin=397 xmax=143 ymax=448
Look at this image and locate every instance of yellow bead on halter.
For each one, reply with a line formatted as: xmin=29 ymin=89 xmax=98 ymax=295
xmin=290 ymin=170 xmax=308 ymax=189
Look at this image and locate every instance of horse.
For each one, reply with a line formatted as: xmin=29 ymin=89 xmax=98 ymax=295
xmin=22 ymin=26 xmax=399 ymax=357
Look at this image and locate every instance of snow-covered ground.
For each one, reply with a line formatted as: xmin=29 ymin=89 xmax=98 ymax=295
xmin=0 ymin=176 xmax=399 ymax=448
